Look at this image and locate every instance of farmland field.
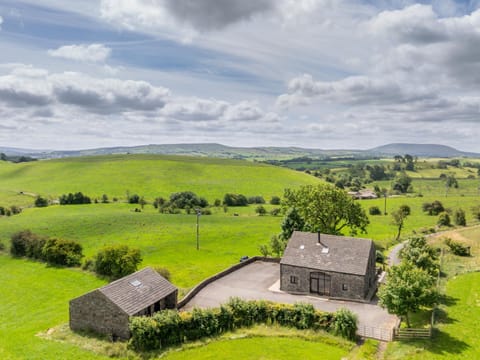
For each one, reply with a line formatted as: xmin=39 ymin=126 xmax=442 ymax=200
xmin=2 ymin=154 xmax=480 ymax=360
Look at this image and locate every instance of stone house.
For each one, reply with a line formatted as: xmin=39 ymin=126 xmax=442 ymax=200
xmin=280 ymin=231 xmax=376 ymax=301
xmin=69 ymin=267 xmax=177 ymax=339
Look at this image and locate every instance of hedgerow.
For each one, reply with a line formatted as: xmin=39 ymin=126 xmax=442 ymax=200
xmin=129 ymin=298 xmax=356 ymax=351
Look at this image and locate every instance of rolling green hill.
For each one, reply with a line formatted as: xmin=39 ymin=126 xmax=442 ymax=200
xmin=0 ymin=154 xmax=320 ymax=206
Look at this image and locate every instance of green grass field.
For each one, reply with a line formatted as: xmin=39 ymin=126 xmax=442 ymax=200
xmin=384 ymin=226 xmax=480 ymax=359
xmin=2 ymin=154 xmax=480 ymax=359
xmin=0 ymin=154 xmax=319 ymax=206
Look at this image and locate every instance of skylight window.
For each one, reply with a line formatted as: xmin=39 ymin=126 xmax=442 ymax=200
xmin=321 ymin=247 xmax=329 ymax=254
xmin=130 ymin=279 xmax=142 ymax=287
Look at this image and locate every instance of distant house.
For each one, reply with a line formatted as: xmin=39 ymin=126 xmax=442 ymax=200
xmin=69 ymin=267 xmax=177 ymax=339
xmin=280 ymin=231 xmax=376 ymax=301
xmin=347 ymin=189 xmax=378 ymax=200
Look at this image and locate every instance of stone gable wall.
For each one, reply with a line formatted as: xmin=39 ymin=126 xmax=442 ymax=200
xmin=69 ymin=290 xmax=130 ymax=340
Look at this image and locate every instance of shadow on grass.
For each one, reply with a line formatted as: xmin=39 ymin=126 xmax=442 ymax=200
xmin=398 ymin=330 xmax=469 ymax=357
xmin=433 ymin=307 xmax=457 ymax=325
xmin=437 ymin=294 xmax=458 ymax=307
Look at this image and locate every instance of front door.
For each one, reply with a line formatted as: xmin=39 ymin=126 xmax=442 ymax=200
xmin=310 ymin=272 xmax=331 ymax=296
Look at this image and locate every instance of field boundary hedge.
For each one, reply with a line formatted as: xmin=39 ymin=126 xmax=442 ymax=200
xmin=177 ymin=257 xmax=280 ymax=309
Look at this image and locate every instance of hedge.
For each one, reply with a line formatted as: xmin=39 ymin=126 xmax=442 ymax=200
xmin=129 ymin=298 xmax=356 ymax=351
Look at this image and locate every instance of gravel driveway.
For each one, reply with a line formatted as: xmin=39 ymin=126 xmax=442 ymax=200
xmin=181 ymin=261 xmax=398 ymax=338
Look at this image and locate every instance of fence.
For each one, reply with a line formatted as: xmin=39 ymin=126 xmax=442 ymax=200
xmin=357 ymin=325 xmax=395 ymax=341
xmin=394 ymin=327 xmax=432 ymax=340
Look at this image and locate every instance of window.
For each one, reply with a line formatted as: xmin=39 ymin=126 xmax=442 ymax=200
xmin=290 ymin=276 xmax=298 ymax=284
xmin=342 ymin=284 xmax=348 ymax=291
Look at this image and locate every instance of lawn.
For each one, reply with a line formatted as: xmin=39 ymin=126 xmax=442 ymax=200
xmin=161 ymin=336 xmax=349 ymax=360
xmin=0 ymin=254 xmax=112 ymax=360
xmin=384 ymin=226 xmax=480 ymax=359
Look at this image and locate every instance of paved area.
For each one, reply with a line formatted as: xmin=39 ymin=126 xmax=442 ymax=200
xmin=388 ymin=241 xmax=406 ymax=267
xmin=181 ymin=261 xmax=398 ymax=332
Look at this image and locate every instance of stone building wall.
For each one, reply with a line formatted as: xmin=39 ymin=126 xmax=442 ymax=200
xmin=69 ymin=290 xmax=130 ymax=340
xmin=280 ymin=264 xmax=368 ymax=300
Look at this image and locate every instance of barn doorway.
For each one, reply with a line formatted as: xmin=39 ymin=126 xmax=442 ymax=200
xmin=310 ymin=272 xmax=331 ymax=296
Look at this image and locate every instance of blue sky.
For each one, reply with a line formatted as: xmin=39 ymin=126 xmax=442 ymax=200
xmin=1 ymin=0 xmax=480 ymax=151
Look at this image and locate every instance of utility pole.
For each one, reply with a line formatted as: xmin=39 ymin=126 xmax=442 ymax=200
xmin=195 ymin=208 xmax=201 ymax=250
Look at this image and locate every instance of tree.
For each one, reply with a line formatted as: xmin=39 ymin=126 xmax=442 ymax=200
xmin=270 ymin=235 xmax=286 ymax=257
xmin=34 ymin=196 xmax=48 ymax=207
xmin=454 ymin=209 xmax=466 ymax=226
xmin=422 ymin=200 xmax=445 ymax=215
xmin=270 ymin=196 xmax=281 ymax=205
xmin=282 ymin=184 xmax=369 ymax=236
xmin=378 ymin=262 xmax=437 ymax=327
xmin=101 ymin=194 xmax=109 ymax=203
xmin=444 ymin=173 xmax=458 ymax=197
xmin=392 ymin=172 xmax=412 ymax=193
xmin=223 ymin=193 xmax=248 ymax=206
xmin=169 ymin=191 xmax=208 ymax=209
xmin=401 ymin=236 xmax=439 ymax=277
xmin=94 ymin=245 xmax=142 ymax=280
xmin=42 ymin=238 xmax=83 ymax=266
xmin=437 ymin=212 xmax=451 ymax=227
xmin=391 ymin=205 xmax=411 ymax=241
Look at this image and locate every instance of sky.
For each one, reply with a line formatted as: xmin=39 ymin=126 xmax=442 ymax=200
xmin=1 ymin=0 xmax=480 ymax=151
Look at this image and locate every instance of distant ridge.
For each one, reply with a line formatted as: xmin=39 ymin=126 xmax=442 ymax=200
xmin=1 ymin=142 xmax=478 ymax=160
xmin=367 ymin=143 xmax=479 ymax=158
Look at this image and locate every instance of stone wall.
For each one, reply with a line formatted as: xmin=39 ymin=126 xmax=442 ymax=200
xmin=280 ymin=264 xmax=368 ymax=301
xmin=69 ymin=290 xmax=130 ymax=340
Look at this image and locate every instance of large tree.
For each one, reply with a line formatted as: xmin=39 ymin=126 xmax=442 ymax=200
xmin=401 ymin=236 xmax=439 ymax=277
xmin=378 ymin=262 xmax=437 ymax=327
xmin=282 ymin=184 xmax=369 ymax=235
xmin=391 ymin=205 xmax=410 ymax=241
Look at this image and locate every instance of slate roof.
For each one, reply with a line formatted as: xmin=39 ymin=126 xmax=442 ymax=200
xmin=99 ymin=267 xmax=177 ymax=316
xmin=280 ymin=231 xmax=374 ymax=276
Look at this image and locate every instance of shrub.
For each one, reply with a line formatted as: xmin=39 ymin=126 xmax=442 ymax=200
xmin=128 ymin=194 xmax=140 ymax=204
xmin=223 ymin=193 xmax=248 ymax=206
xmin=169 ymin=191 xmax=208 ymax=209
xmin=10 ymin=205 xmax=22 ymax=215
xmin=422 ymin=200 xmax=444 ymax=215
xmin=94 ymin=245 xmax=142 ymax=279
xmin=153 ymin=266 xmax=171 ymax=281
xmin=34 ymin=196 xmax=48 ymax=207
xmin=10 ymin=230 xmax=42 ymax=257
xmin=471 ymin=205 xmax=480 ymax=221
xmin=445 ymin=238 xmax=470 ymax=256
xmin=247 ymin=196 xmax=265 ymax=204
xmin=454 ymin=209 xmax=466 ymax=226
xmin=270 ymin=208 xmax=281 ymax=216
xmin=153 ymin=197 xmax=166 ymax=209
xmin=255 ymin=205 xmax=267 ymax=216
xmin=437 ymin=212 xmax=451 ymax=227
xmin=42 ymin=238 xmax=83 ymax=266
xmin=332 ymin=308 xmax=358 ymax=341
xmin=59 ymin=192 xmax=91 ymax=205
xmin=270 ymin=196 xmax=281 ymax=205
xmin=369 ymin=206 xmax=381 ymax=215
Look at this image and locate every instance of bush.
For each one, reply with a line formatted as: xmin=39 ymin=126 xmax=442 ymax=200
xmin=454 ymin=209 xmax=466 ymax=226
xmin=437 ymin=212 xmax=451 ymax=227
xmin=270 ymin=208 xmax=281 ymax=216
xmin=422 ymin=200 xmax=445 ymax=215
xmin=471 ymin=205 xmax=480 ymax=221
xmin=10 ymin=230 xmax=43 ymax=258
xmin=34 ymin=196 xmax=48 ymax=207
xmin=445 ymin=238 xmax=470 ymax=256
xmin=42 ymin=238 xmax=83 ymax=266
xmin=128 ymin=298 xmax=337 ymax=352
xmin=369 ymin=206 xmax=381 ymax=215
xmin=223 ymin=193 xmax=248 ymax=206
xmin=153 ymin=266 xmax=171 ymax=281
xmin=59 ymin=192 xmax=91 ymax=205
xmin=332 ymin=308 xmax=358 ymax=341
xmin=247 ymin=196 xmax=265 ymax=204
xmin=94 ymin=245 xmax=142 ymax=279
xmin=169 ymin=191 xmax=208 ymax=209
xmin=128 ymin=194 xmax=140 ymax=204
xmin=270 ymin=196 xmax=281 ymax=205
xmin=255 ymin=205 xmax=267 ymax=216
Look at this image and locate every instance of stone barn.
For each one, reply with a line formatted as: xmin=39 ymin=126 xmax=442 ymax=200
xmin=280 ymin=231 xmax=376 ymax=301
xmin=69 ymin=267 xmax=177 ymax=339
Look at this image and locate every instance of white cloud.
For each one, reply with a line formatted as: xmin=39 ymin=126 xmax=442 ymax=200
xmin=48 ymin=44 xmax=111 ymax=63
xmin=0 ymin=15 xmax=3 ymax=29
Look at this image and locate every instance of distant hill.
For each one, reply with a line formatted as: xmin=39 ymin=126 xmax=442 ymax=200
xmin=367 ymin=143 xmax=480 ymax=158
xmin=1 ymin=142 xmax=478 ymax=160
